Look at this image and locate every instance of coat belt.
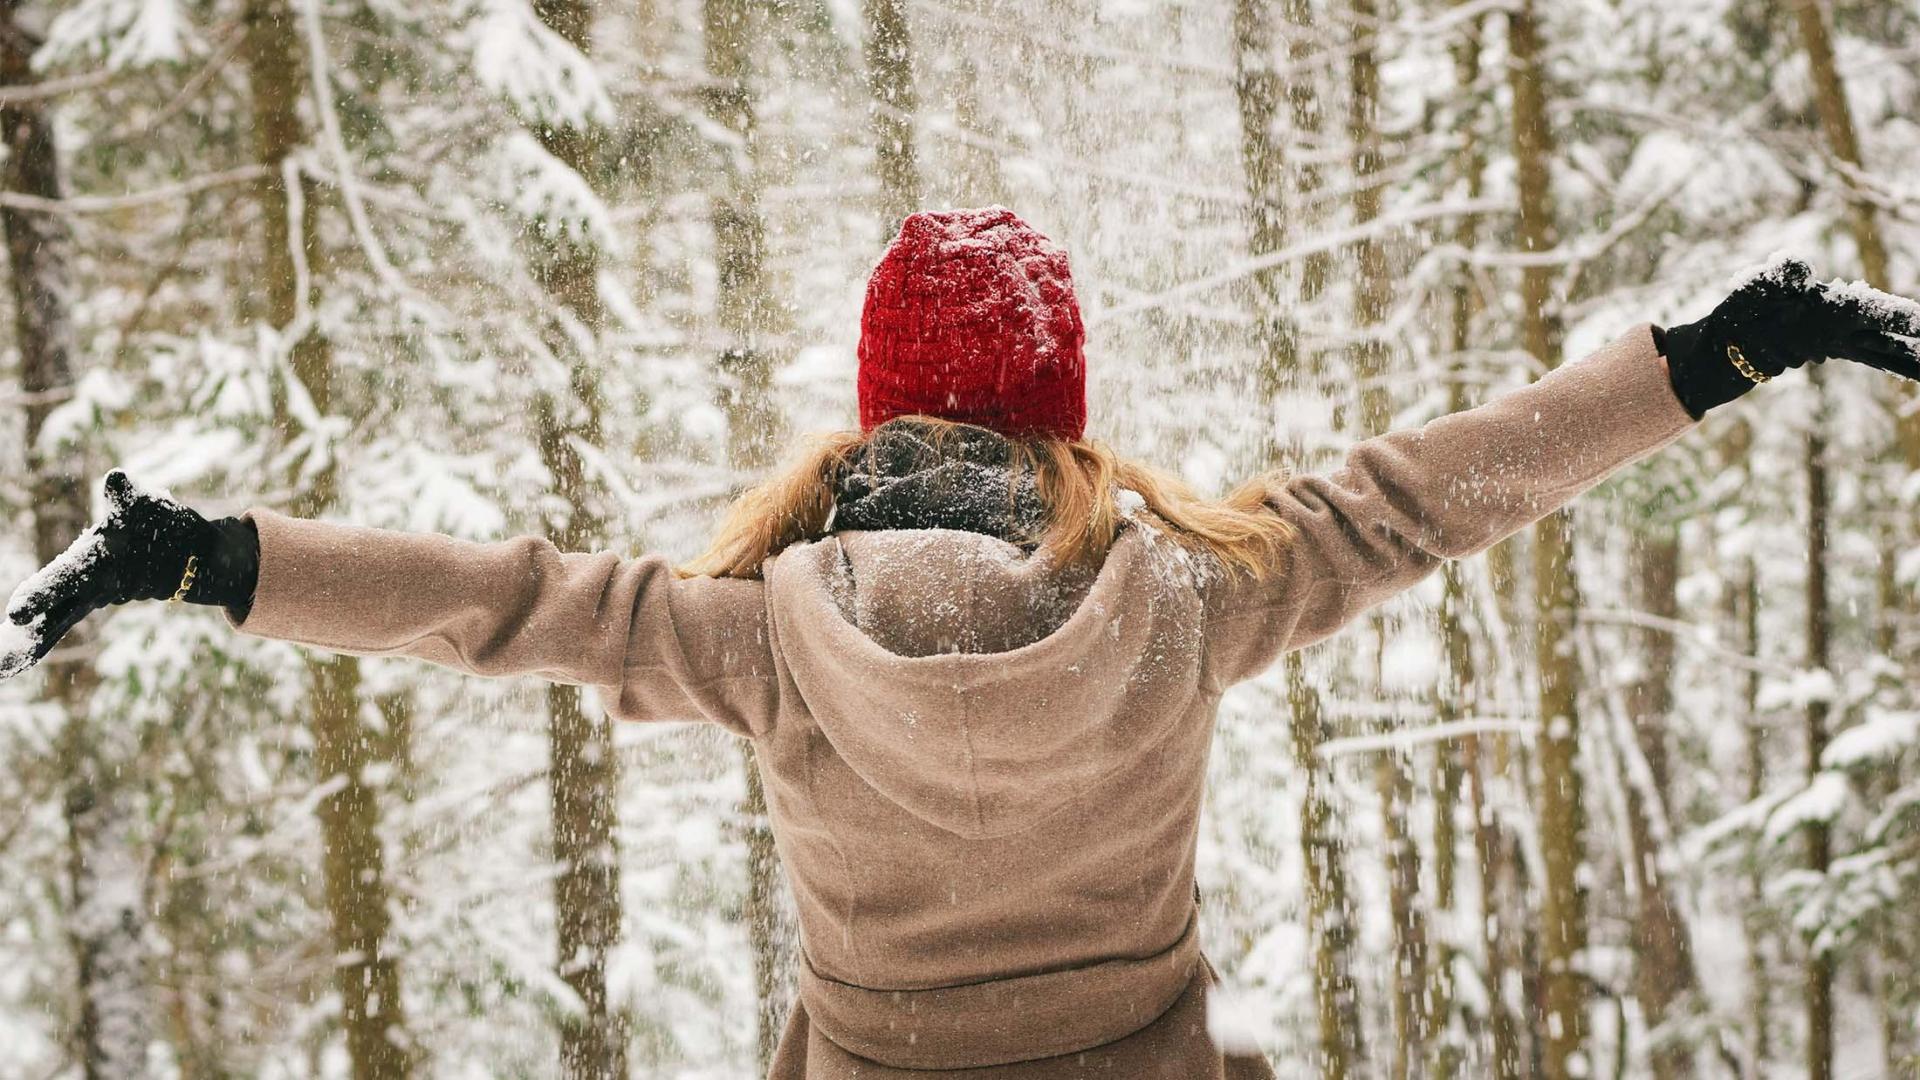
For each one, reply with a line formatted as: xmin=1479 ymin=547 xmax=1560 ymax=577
xmin=795 ymin=907 xmax=1203 ymax=1070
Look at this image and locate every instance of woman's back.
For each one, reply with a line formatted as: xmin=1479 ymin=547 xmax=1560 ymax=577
xmin=756 ymin=523 xmax=1217 ymax=1065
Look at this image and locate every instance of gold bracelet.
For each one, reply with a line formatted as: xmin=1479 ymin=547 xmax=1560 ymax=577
xmin=170 ymin=555 xmax=199 ymax=604
xmin=1726 ymin=343 xmax=1771 ymax=385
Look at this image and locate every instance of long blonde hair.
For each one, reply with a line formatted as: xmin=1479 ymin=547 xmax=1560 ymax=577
xmin=679 ymin=416 xmax=1294 ymax=581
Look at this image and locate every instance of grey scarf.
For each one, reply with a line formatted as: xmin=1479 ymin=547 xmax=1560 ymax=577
xmin=831 ymin=421 xmax=1049 ymax=546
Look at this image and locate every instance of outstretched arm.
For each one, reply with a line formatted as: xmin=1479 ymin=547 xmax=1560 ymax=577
xmin=1203 ymin=258 xmax=1920 ymax=687
xmin=3 ymin=477 xmax=778 ymax=737
xmin=234 ymin=510 xmax=778 ymax=734
xmin=2 ymin=471 xmax=259 ymax=677
xmin=1203 ymin=324 xmax=1691 ymax=685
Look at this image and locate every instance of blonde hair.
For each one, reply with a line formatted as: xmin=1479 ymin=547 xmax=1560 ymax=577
xmin=680 ymin=416 xmax=1294 ymax=581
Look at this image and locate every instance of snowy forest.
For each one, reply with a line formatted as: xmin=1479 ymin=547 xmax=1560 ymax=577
xmin=0 ymin=0 xmax=1917 ymax=1077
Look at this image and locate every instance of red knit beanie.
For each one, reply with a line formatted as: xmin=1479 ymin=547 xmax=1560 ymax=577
xmin=857 ymin=207 xmax=1087 ymax=441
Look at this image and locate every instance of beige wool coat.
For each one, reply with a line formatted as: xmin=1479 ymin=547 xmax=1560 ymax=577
xmin=231 ymin=327 xmax=1695 ymax=1077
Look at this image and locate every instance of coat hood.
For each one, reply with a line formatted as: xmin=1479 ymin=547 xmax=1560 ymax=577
xmin=763 ymin=526 xmax=1207 ymax=840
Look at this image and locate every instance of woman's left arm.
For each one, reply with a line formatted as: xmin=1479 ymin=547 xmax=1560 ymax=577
xmin=1203 ymin=258 xmax=1920 ymax=688
xmin=1202 ymin=324 xmax=1694 ymax=686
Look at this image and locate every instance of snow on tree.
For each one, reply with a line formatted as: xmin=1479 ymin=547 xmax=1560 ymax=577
xmin=1 ymin=0 xmax=1920 ymax=1076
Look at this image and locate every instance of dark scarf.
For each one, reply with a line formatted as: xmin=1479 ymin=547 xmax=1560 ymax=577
xmin=831 ymin=421 xmax=1049 ymax=546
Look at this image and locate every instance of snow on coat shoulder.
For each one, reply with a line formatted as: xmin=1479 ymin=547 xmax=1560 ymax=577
xmin=762 ymin=524 xmax=1207 ymax=842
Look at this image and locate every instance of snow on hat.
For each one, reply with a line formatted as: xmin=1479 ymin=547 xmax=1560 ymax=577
xmin=857 ymin=207 xmax=1088 ymax=441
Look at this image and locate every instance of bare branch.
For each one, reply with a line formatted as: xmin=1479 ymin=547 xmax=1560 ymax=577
xmin=0 ymin=165 xmax=269 ymax=215
xmin=0 ymin=69 xmax=117 ymax=105
xmin=1089 ymin=197 xmax=1504 ymax=326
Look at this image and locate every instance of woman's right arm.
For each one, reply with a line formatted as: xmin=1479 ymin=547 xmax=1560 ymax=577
xmin=233 ymin=510 xmax=779 ymax=736
xmin=3 ymin=479 xmax=779 ymax=738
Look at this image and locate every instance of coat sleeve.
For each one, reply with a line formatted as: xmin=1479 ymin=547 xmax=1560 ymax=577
xmin=228 ymin=511 xmax=779 ymax=738
xmin=1202 ymin=324 xmax=1697 ymax=688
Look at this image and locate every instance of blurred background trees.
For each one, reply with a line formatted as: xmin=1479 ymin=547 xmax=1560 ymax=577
xmin=2 ymin=0 xmax=1918 ymax=1076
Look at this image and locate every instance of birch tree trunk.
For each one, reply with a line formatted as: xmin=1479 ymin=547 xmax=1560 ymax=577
xmin=1231 ymin=2 xmax=1361 ymax=1071
xmin=1 ymin=8 xmax=158 ymax=1076
xmin=244 ymin=3 xmax=411 ymax=1076
xmin=702 ymin=0 xmax=792 ymax=1066
xmin=862 ymin=0 xmax=921 ymax=229
xmin=519 ymin=3 xmax=628 ymax=1077
xmin=1504 ymin=4 xmax=1589 ymax=1076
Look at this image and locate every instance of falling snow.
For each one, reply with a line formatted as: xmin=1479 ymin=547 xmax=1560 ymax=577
xmin=0 ymin=0 xmax=1916 ymax=1077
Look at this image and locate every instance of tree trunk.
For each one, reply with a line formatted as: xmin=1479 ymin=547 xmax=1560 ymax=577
xmin=946 ymin=56 xmax=1008 ymax=208
xmin=862 ymin=0 xmax=921 ymax=230
xmin=1436 ymin=10 xmax=1497 ymax=1076
xmin=307 ymin=655 xmax=410 ymax=1078
xmin=243 ymin=3 xmax=410 ymax=1076
xmin=1345 ymin=5 xmax=1429 ymax=1073
xmin=522 ymin=4 xmax=627 ymax=1078
xmin=1739 ymin=559 xmax=1771 ymax=1078
xmin=704 ymin=0 xmax=782 ymax=475
xmin=1434 ymin=18 xmax=1491 ymax=1070
xmin=1232 ymin=0 xmax=1297 ymax=371
xmin=1802 ymin=366 xmax=1834 ymax=1080
xmin=545 ymin=682 xmax=625 ymax=1080
xmin=1504 ymin=4 xmax=1588 ymax=1077
xmin=1 ymin=10 xmax=158 ymax=1076
xmin=1466 ymin=734 xmax=1527 ymax=1080
xmin=701 ymin=0 xmax=792 ymax=1066
xmin=1281 ymin=0 xmax=1329 ymax=301
xmin=1789 ymin=0 xmax=1915 ymax=701
xmin=1233 ymin=2 xmax=1362 ymax=1072
xmin=1789 ymin=16 xmax=1908 ymax=1071
xmin=1431 ymin=567 xmax=1466 ymax=1080
xmin=1623 ymin=532 xmax=1701 ymax=1080
xmin=1711 ymin=411 xmax=1773 ymax=1080
xmin=1344 ymin=0 xmax=1389 ymax=426
xmin=1790 ymin=0 xmax=1889 ymax=293
xmin=1291 ymin=659 xmax=1366 ymax=1078
xmin=1376 ymin=735 xmax=1429 ymax=1080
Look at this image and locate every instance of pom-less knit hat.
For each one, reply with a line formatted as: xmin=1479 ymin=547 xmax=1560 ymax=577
xmin=857 ymin=208 xmax=1087 ymax=441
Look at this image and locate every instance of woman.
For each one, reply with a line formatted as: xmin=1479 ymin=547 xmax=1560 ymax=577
xmin=4 ymin=208 xmax=1918 ymax=1077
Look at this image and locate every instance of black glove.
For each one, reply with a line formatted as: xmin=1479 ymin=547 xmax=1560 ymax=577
xmin=1658 ymin=256 xmax=1920 ymax=419
xmin=0 ymin=470 xmax=259 ymax=680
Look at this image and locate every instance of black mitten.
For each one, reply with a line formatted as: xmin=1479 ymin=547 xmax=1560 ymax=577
xmin=0 ymin=471 xmax=259 ymax=679
xmin=1659 ymin=256 xmax=1920 ymax=419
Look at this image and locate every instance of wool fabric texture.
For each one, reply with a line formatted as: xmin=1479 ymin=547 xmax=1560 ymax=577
xmin=857 ymin=208 xmax=1088 ymax=440
xmin=230 ymin=326 xmax=1691 ymax=1077
xmin=831 ymin=419 xmax=1048 ymax=544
